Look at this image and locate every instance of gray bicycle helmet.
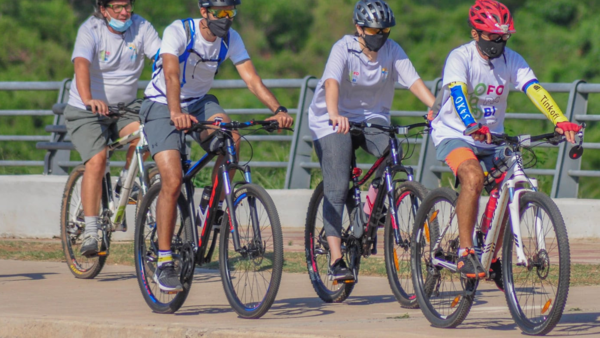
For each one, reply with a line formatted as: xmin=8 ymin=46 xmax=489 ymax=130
xmin=199 ymin=0 xmax=240 ymax=7
xmin=353 ymin=0 xmax=395 ymax=28
xmin=97 ymin=0 xmax=136 ymax=7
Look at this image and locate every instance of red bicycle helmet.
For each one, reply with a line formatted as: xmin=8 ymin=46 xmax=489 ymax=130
xmin=469 ymin=0 xmax=515 ymax=34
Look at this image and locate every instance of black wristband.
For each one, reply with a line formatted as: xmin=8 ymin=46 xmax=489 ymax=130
xmin=274 ymin=106 xmax=288 ymax=115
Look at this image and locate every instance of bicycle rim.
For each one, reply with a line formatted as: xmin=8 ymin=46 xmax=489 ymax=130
xmin=60 ymin=164 xmax=106 ymax=279
xmin=220 ymin=184 xmax=283 ymax=318
xmin=384 ymin=181 xmax=427 ymax=308
xmin=503 ymin=192 xmax=570 ymax=335
xmin=134 ymin=183 xmax=191 ymax=313
xmin=305 ymin=182 xmax=355 ymax=303
xmin=412 ymin=188 xmax=474 ymax=328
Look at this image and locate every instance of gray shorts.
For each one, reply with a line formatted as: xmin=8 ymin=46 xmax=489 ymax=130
xmin=435 ymin=138 xmax=506 ymax=174
xmin=64 ymin=101 xmax=140 ymax=163
xmin=140 ymin=95 xmax=225 ymax=157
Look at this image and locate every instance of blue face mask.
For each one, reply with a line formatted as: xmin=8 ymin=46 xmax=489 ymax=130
xmin=107 ymin=12 xmax=132 ymax=32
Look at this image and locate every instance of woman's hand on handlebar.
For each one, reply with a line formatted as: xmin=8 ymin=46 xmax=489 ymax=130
xmin=84 ymin=99 xmax=109 ymax=116
xmin=170 ymin=111 xmax=198 ymax=131
xmin=329 ymin=113 xmax=349 ymax=134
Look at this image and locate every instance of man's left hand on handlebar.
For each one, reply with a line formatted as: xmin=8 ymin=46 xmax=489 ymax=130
xmin=265 ymin=107 xmax=294 ymax=132
xmin=555 ymin=122 xmax=581 ymax=144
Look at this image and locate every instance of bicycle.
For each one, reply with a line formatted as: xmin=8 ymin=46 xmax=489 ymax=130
xmin=134 ymin=119 xmax=285 ymax=318
xmin=305 ymin=119 xmax=429 ymax=307
xmin=60 ymin=102 xmax=158 ymax=279
xmin=411 ymin=126 xmax=585 ymax=335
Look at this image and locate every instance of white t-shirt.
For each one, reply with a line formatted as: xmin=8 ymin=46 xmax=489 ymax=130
xmin=308 ymin=35 xmax=421 ymax=140
xmin=68 ymin=15 xmax=161 ymax=109
xmin=144 ymin=18 xmax=250 ymax=107
xmin=431 ymin=41 xmax=537 ymax=148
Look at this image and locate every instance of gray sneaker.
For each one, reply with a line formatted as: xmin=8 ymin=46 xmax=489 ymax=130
xmin=128 ymin=182 xmax=141 ymax=205
xmin=153 ymin=262 xmax=184 ymax=292
xmin=80 ymin=234 xmax=99 ymax=257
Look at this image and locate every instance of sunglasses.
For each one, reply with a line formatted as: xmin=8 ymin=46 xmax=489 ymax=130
xmin=208 ymin=8 xmax=237 ymax=19
xmin=363 ymin=27 xmax=391 ymax=35
xmin=480 ymin=32 xmax=511 ymax=41
xmin=105 ymin=3 xmax=134 ymax=13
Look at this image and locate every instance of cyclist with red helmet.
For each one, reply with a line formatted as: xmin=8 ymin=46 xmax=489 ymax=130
xmin=430 ymin=0 xmax=581 ymax=287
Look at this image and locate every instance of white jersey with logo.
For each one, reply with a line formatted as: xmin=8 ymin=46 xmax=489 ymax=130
xmin=68 ymin=15 xmax=161 ymax=110
xmin=144 ymin=18 xmax=250 ymax=107
xmin=431 ymin=41 xmax=537 ymax=148
xmin=308 ymin=35 xmax=421 ymax=140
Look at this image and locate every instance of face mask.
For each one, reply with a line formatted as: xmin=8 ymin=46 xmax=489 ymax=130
xmin=362 ymin=32 xmax=389 ymax=52
xmin=207 ymin=17 xmax=232 ymax=38
xmin=477 ymin=37 xmax=506 ymax=59
xmin=106 ymin=12 xmax=132 ymax=32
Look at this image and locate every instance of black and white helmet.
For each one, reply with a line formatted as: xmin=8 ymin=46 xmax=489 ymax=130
xmin=353 ymin=0 xmax=395 ymax=28
xmin=199 ymin=0 xmax=240 ymax=7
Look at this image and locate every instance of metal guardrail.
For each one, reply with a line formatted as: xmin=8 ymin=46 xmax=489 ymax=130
xmin=1 ymin=78 xmax=599 ymax=197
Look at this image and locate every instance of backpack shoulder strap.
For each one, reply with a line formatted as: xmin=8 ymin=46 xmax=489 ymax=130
xmin=179 ymin=18 xmax=196 ymax=87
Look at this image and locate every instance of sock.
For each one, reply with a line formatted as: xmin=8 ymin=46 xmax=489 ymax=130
xmin=84 ymin=216 xmax=98 ymax=237
xmin=158 ymin=250 xmax=173 ymax=268
xmin=458 ymin=248 xmax=467 ymax=257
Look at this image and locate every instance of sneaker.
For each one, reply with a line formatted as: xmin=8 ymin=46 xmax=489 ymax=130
xmin=457 ymin=248 xmax=486 ymax=279
xmin=489 ymin=258 xmax=504 ymax=292
xmin=80 ymin=234 xmax=99 ymax=257
xmin=328 ymin=258 xmax=354 ymax=281
xmin=128 ymin=182 xmax=141 ymax=205
xmin=153 ymin=262 xmax=184 ymax=292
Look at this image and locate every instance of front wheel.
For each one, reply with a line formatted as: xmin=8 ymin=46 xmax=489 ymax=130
xmin=60 ymin=164 xmax=107 ymax=279
xmin=219 ymin=184 xmax=283 ymax=319
xmin=503 ymin=192 xmax=570 ymax=335
xmin=384 ymin=181 xmax=427 ymax=308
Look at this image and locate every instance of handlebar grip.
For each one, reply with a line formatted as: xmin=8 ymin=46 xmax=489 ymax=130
xmin=85 ymin=106 xmax=92 ymax=111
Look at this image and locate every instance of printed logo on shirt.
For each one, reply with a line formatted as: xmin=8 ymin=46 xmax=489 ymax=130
xmin=349 ymin=71 xmax=360 ymax=83
xmin=469 ymin=83 xmax=505 ymax=119
xmin=127 ymin=43 xmax=138 ymax=61
xmin=99 ymin=50 xmax=111 ymax=62
xmin=381 ymin=68 xmax=389 ymax=82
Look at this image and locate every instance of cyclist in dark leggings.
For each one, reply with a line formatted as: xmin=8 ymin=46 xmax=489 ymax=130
xmin=308 ymin=0 xmax=435 ymax=281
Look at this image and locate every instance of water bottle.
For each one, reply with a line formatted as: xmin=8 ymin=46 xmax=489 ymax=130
xmin=481 ymin=188 xmax=499 ymax=234
xmin=363 ymin=181 xmax=380 ymax=215
xmin=115 ymin=169 xmax=127 ymax=199
xmin=198 ymin=186 xmax=212 ymax=225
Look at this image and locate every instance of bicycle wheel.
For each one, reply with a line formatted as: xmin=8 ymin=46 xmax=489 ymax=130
xmin=135 ymin=165 xmax=161 ymax=219
xmin=219 ymin=183 xmax=283 ymax=319
xmin=134 ymin=183 xmax=192 ymax=313
xmin=384 ymin=181 xmax=427 ymax=308
xmin=60 ymin=164 xmax=107 ymax=279
xmin=502 ymin=192 xmax=570 ymax=335
xmin=305 ymin=181 xmax=355 ymax=303
xmin=412 ymin=188 xmax=475 ymax=328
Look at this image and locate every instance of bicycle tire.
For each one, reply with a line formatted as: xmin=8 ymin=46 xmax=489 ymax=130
xmin=60 ymin=164 xmax=107 ymax=279
xmin=502 ymin=192 xmax=570 ymax=335
xmin=305 ymin=181 xmax=355 ymax=303
xmin=219 ymin=183 xmax=283 ymax=319
xmin=412 ymin=187 xmax=475 ymax=328
xmin=134 ymin=183 xmax=192 ymax=313
xmin=384 ymin=181 xmax=427 ymax=308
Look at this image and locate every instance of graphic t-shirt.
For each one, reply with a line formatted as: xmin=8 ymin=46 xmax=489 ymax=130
xmin=144 ymin=18 xmax=250 ymax=107
xmin=431 ymin=41 xmax=537 ymax=148
xmin=68 ymin=15 xmax=161 ymax=109
xmin=308 ymin=35 xmax=421 ymax=140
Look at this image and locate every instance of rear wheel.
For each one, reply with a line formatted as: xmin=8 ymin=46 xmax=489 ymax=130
xmin=60 ymin=164 xmax=107 ymax=279
xmin=134 ymin=183 xmax=192 ymax=313
xmin=412 ymin=188 xmax=475 ymax=328
xmin=384 ymin=181 xmax=427 ymax=308
xmin=219 ymin=184 xmax=283 ymax=319
xmin=305 ymin=181 xmax=355 ymax=303
xmin=503 ymin=192 xmax=570 ymax=335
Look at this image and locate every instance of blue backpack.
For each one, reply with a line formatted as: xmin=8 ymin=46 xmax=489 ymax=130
xmin=152 ymin=18 xmax=230 ymax=88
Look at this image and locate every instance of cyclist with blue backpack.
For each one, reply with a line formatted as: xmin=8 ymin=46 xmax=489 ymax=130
xmin=140 ymin=0 xmax=293 ymax=292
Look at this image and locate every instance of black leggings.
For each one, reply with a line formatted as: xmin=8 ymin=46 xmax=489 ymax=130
xmin=314 ymin=118 xmax=394 ymax=238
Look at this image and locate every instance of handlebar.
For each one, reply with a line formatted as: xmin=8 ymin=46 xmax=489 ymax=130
xmin=85 ymin=102 xmax=139 ymax=117
xmin=170 ymin=119 xmax=280 ymax=133
xmin=328 ymin=120 xmax=429 ymax=135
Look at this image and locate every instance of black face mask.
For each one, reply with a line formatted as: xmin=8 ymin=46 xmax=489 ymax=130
xmin=477 ymin=35 xmax=506 ymax=59
xmin=362 ymin=32 xmax=390 ymax=52
xmin=206 ymin=17 xmax=232 ymax=38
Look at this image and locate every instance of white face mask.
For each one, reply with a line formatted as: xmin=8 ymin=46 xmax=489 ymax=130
xmin=106 ymin=11 xmax=132 ymax=32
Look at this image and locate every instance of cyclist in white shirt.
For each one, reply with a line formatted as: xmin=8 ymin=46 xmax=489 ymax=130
xmin=140 ymin=0 xmax=293 ymax=292
xmin=308 ymin=0 xmax=435 ymax=281
xmin=430 ymin=0 xmax=581 ymax=287
xmin=65 ymin=0 xmax=161 ymax=257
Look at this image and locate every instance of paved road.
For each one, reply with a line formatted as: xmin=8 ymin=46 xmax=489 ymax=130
xmin=0 ymin=260 xmax=599 ymax=338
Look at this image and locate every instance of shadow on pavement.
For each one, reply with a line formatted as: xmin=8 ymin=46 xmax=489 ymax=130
xmin=0 ymin=272 xmax=58 ymax=281
xmin=554 ymin=312 xmax=600 ymax=336
xmin=96 ymin=272 xmax=136 ymax=282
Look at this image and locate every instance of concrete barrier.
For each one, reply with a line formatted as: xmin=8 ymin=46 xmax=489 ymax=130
xmin=0 ymin=175 xmax=598 ymax=239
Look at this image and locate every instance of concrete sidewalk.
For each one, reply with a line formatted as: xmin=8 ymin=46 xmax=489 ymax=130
xmin=0 ymin=260 xmax=599 ymax=338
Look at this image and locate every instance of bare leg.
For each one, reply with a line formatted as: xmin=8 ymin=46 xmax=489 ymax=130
xmin=455 ymin=159 xmax=484 ymax=249
xmin=82 ymin=149 xmax=107 ymax=217
xmin=327 ymin=236 xmax=343 ymax=264
xmin=154 ymin=150 xmax=183 ymax=251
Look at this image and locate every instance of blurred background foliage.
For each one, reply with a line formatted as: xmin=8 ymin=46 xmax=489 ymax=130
xmin=1 ymin=0 xmax=599 ymax=196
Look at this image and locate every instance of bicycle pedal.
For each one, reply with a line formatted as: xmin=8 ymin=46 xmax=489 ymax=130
xmin=97 ymin=251 xmax=108 ymax=256
xmin=160 ymin=290 xmax=180 ymax=295
xmin=332 ymin=279 xmax=355 ymax=285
